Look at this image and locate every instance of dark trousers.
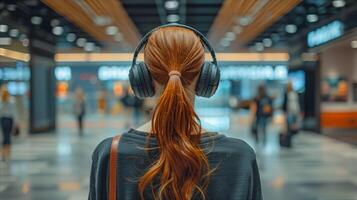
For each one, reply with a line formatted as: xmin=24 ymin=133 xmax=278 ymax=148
xmin=1 ymin=117 xmax=13 ymax=145
xmin=252 ymin=117 xmax=268 ymax=145
xmin=77 ymin=114 xmax=84 ymax=133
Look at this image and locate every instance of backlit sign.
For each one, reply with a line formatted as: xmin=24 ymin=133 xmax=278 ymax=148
xmin=55 ymin=66 xmax=72 ymax=81
xmin=307 ymin=20 xmax=344 ymax=48
xmin=97 ymin=65 xmax=288 ymax=81
xmin=0 ymin=63 xmax=30 ymax=81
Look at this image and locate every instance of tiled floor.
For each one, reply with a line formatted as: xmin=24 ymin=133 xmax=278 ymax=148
xmin=1 ymin=113 xmax=357 ymax=200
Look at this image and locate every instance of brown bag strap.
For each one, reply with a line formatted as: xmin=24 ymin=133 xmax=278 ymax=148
xmin=109 ymin=135 xmax=121 ymax=200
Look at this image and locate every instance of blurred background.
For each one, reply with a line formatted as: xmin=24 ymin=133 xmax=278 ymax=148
xmin=0 ymin=0 xmax=356 ymax=199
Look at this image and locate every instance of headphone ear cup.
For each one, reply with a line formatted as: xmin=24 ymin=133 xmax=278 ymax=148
xmin=129 ymin=62 xmax=155 ymax=98
xmin=195 ymin=62 xmax=220 ymax=98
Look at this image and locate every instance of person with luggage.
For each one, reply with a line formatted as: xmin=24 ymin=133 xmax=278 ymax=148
xmin=280 ymin=81 xmax=302 ymax=147
xmin=73 ymin=87 xmax=86 ymax=135
xmin=0 ymin=88 xmax=17 ymax=161
xmin=250 ymin=84 xmax=273 ymax=147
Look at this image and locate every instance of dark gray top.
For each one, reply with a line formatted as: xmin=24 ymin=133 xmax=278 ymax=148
xmin=89 ymin=129 xmax=262 ymax=200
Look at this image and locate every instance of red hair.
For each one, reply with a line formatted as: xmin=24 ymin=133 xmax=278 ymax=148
xmin=138 ymin=27 xmax=210 ymax=200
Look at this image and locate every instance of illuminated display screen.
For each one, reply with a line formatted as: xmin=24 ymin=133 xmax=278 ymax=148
xmin=288 ymin=70 xmax=305 ymax=92
xmin=220 ymin=65 xmax=287 ymax=80
xmin=307 ymin=20 xmax=344 ymax=48
xmin=55 ymin=66 xmax=72 ymax=81
xmin=98 ymin=65 xmax=130 ymax=81
xmin=96 ymin=65 xmax=288 ymax=81
xmin=0 ymin=64 xmax=30 ymax=81
xmin=7 ymin=81 xmax=28 ymax=95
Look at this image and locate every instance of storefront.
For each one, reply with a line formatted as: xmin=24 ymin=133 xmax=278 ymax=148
xmin=306 ymin=19 xmax=357 ymax=130
xmin=0 ymin=61 xmax=30 ymax=135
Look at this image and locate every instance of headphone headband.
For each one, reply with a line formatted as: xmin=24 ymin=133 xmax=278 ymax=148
xmin=132 ymin=23 xmax=217 ymax=67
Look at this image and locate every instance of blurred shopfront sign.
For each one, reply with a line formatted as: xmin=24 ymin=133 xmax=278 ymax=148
xmin=307 ymin=20 xmax=344 ymax=48
xmin=98 ymin=65 xmax=130 ymax=81
xmin=0 ymin=62 xmax=29 ymax=95
xmin=220 ymin=65 xmax=287 ymax=80
xmin=6 ymin=81 xmax=27 ymax=95
xmin=95 ymin=64 xmax=287 ymax=81
xmin=55 ymin=66 xmax=72 ymax=81
xmin=0 ymin=62 xmax=30 ymax=81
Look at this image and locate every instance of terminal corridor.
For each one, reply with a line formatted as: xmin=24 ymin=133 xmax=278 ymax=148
xmin=1 ymin=0 xmax=357 ymax=199
xmin=1 ymin=114 xmax=357 ymax=200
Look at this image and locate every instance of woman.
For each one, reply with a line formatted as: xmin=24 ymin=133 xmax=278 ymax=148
xmin=89 ymin=26 xmax=262 ymax=200
xmin=73 ymin=88 xmax=86 ymax=135
xmin=0 ymin=88 xmax=16 ymax=161
xmin=280 ymin=82 xmax=302 ymax=147
xmin=250 ymin=85 xmax=273 ymax=147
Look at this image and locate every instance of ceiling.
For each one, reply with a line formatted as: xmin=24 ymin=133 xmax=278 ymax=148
xmin=121 ymin=0 xmax=223 ymax=36
xmin=248 ymin=0 xmax=357 ymax=51
xmin=0 ymin=0 xmax=355 ymax=53
xmin=0 ymin=0 xmax=101 ymax=51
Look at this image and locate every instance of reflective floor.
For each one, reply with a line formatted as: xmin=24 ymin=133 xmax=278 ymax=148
xmin=1 ymin=113 xmax=357 ymax=200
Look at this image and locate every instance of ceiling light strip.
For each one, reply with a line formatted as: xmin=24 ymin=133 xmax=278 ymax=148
xmin=55 ymin=53 xmax=289 ymax=62
xmin=0 ymin=48 xmax=30 ymax=62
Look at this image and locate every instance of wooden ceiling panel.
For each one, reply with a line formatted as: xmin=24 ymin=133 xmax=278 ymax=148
xmin=41 ymin=0 xmax=140 ymax=49
xmin=208 ymin=0 xmax=302 ymax=50
xmin=208 ymin=0 xmax=257 ymax=45
xmin=42 ymin=0 xmax=112 ymax=42
xmin=236 ymin=0 xmax=301 ymax=44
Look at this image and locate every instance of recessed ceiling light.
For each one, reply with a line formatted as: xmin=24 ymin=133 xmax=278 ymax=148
xmin=271 ymin=33 xmax=280 ymax=41
xmin=239 ymin=16 xmax=252 ymax=26
xmin=0 ymin=37 xmax=12 ymax=45
xmin=94 ymin=46 xmax=101 ymax=52
xmin=165 ymin=0 xmax=179 ymax=10
xmin=52 ymin=26 xmax=64 ymax=35
xmin=84 ymin=42 xmax=95 ymax=52
xmin=167 ymin=14 xmax=180 ymax=23
xmin=51 ymin=19 xmax=60 ymax=27
xmin=31 ymin=16 xmax=42 ymax=25
xmin=351 ymin=40 xmax=357 ymax=48
xmin=333 ymin=0 xmax=346 ymax=8
xmin=114 ymin=33 xmax=123 ymax=42
xmin=255 ymin=42 xmax=264 ymax=51
xmin=306 ymin=14 xmax=318 ymax=23
xmin=6 ymin=4 xmax=16 ymax=11
xmin=19 ymin=34 xmax=27 ymax=41
xmin=76 ymin=38 xmax=86 ymax=47
xmin=233 ymin=25 xmax=242 ymax=34
xmin=9 ymin=29 xmax=19 ymax=37
xmin=22 ymin=38 xmax=29 ymax=47
xmin=105 ymin=26 xmax=118 ymax=35
xmin=262 ymin=38 xmax=272 ymax=47
xmin=66 ymin=33 xmax=76 ymax=42
xmin=225 ymin=32 xmax=236 ymax=41
xmin=220 ymin=38 xmax=230 ymax=47
xmin=0 ymin=24 xmax=8 ymax=33
xmin=94 ymin=16 xmax=112 ymax=26
xmin=285 ymin=24 xmax=297 ymax=34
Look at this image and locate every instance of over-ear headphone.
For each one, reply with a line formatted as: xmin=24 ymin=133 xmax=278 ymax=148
xmin=129 ymin=23 xmax=220 ymax=98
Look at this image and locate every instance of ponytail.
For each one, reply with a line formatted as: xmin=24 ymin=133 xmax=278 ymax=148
xmin=138 ymin=72 xmax=211 ymax=200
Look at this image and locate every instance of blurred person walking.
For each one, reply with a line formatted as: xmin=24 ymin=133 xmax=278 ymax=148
xmin=97 ymin=91 xmax=107 ymax=114
xmin=0 ymin=88 xmax=17 ymax=161
xmin=89 ymin=25 xmax=262 ymax=200
xmin=120 ymin=87 xmax=143 ymax=127
xmin=250 ymin=85 xmax=273 ymax=147
xmin=280 ymin=81 xmax=302 ymax=147
xmin=73 ymin=88 xmax=86 ymax=135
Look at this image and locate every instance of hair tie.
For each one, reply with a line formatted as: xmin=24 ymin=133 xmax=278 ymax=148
xmin=168 ymin=70 xmax=181 ymax=78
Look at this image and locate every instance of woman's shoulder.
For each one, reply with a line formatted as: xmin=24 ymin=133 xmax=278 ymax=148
xmin=215 ymin=135 xmax=256 ymax=160
xmin=91 ymin=133 xmax=144 ymax=161
xmin=91 ymin=137 xmax=113 ymax=161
